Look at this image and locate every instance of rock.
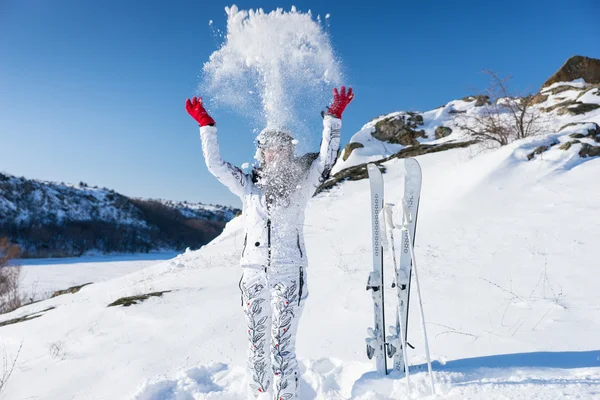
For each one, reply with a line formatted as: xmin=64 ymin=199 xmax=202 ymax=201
xmin=51 ymin=282 xmax=93 ymax=298
xmin=559 ymin=140 xmax=580 ymax=151
xmin=475 ymin=96 xmax=491 ymax=107
xmin=569 ymin=133 xmax=586 ymax=139
xmin=579 ymin=144 xmax=600 ymax=158
xmin=372 ymin=113 xmax=426 ymax=146
xmin=556 ymin=102 xmax=600 ymax=116
xmin=316 ymin=164 xmax=388 ymax=195
xmin=543 ymin=85 xmax=582 ymax=95
xmin=527 ymin=145 xmax=550 ymax=160
xmin=108 ymin=291 xmax=171 ymax=307
xmin=542 ymin=100 xmax=574 ymax=113
xmin=559 ymin=122 xmax=600 ymax=136
xmin=0 ymin=307 xmax=55 ymax=328
xmin=542 ymin=55 xmax=600 ymax=88
xmin=576 ymin=86 xmax=600 ymax=100
xmin=435 ymin=126 xmax=453 ymax=139
xmin=412 ymin=113 xmax=424 ymax=124
xmin=531 ymin=93 xmax=549 ymax=105
xmin=342 ymin=142 xmax=365 ymax=161
xmin=461 ymin=95 xmax=491 ymax=107
xmin=316 ymin=140 xmax=478 ymax=194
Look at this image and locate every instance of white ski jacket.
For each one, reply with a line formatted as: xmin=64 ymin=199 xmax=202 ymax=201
xmin=199 ymin=116 xmax=341 ymax=268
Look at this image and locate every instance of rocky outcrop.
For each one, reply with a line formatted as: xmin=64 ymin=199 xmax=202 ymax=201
xmin=542 ymin=100 xmax=600 ymax=116
xmin=527 ymin=145 xmax=551 ymax=160
xmin=579 ymin=143 xmax=600 ymax=158
xmin=0 ymin=307 xmax=55 ymax=328
xmin=542 ymin=55 xmax=600 ymax=88
xmin=559 ymin=141 xmax=578 ymax=151
xmin=560 ymin=122 xmax=600 ymax=137
xmin=108 ymin=291 xmax=171 ymax=307
xmin=51 ymin=283 xmax=93 ymax=298
xmin=316 ymin=140 xmax=478 ymax=194
xmin=461 ymin=95 xmax=491 ymax=107
xmin=435 ymin=126 xmax=453 ymax=139
xmin=342 ymin=142 xmax=364 ymax=161
xmin=527 ymin=121 xmax=600 ymax=160
xmin=371 ymin=113 xmax=426 ymax=146
xmin=557 ymin=102 xmax=600 ymax=116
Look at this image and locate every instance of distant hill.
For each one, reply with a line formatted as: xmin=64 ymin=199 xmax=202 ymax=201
xmin=0 ymin=173 xmax=239 ymax=258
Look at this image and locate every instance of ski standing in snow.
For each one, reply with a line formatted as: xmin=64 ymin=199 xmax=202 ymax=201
xmin=387 ymin=158 xmax=422 ymax=374
xmin=365 ymin=164 xmax=387 ymax=374
xmin=186 ymin=87 xmax=354 ymax=400
xmin=366 ymin=159 xmax=435 ymax=394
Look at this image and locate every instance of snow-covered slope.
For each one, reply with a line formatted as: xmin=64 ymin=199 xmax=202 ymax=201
xmin=1 ymin=77 xmax=600 ymax=399
xmin=2 ymin=85 xmax=600 ymax=398
xmin=333 ymin=79 xmax=600 ymax=177
xmin=332 ymin=98 xmax=476 ymax=175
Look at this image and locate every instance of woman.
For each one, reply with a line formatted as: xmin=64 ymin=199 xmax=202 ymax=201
xmin=185 ymin=86 xmax=354 ymax=400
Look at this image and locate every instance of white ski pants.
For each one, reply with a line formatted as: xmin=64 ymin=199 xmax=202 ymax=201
xmin=240 ymin=265 xmax=307 ymax=400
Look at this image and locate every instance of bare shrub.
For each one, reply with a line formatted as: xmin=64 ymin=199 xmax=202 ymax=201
xmin=0 ymin=238 xmax=23 ymax=314
xmin=0 ymin=344 xmax=22 ymax=398
xmin=455 ymin=71 xmax=545 ymax=146
xmin=0 ymin=238 xmax=20 ymax=266
xmin=48 ymin=341 xmax=67 ymax=360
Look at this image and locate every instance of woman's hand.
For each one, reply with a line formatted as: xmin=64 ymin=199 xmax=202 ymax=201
xmin=185 ymin=96 xmax=215 ymax=126
xmin=326 ymin=86 xmax=354 ymax=119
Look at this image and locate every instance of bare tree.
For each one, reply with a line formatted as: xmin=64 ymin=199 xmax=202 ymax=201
xmin=454 ymin=71 xmax=545 ymax=146
xmin=0 ymin=238 xmax=23 ymax=314
xmin=0 ymin=344 xmax=22 ymax=399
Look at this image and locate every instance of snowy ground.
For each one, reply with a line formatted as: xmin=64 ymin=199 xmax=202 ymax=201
xmin=1 ymin=135 xmax=599 ymax=399
xmin=10 ymin=253 xmax=179 ymax=299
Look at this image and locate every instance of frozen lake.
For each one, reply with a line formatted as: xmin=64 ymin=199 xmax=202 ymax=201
xmin=10 ymin=252 xmax=180 ymax=298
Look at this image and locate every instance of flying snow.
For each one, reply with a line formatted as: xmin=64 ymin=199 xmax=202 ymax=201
xmin=201 ymin=5 xmax=342 ymax=147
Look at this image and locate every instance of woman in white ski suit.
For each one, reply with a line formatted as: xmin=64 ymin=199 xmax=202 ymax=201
xmin=186 ymin=87 xmax=354 ymax=400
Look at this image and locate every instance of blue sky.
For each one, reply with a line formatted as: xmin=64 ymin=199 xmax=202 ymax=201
xmin=1 ymin=0 xmax=598 ymax=208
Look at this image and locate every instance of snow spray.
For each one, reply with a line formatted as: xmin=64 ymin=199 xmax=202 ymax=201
xmin=202 ymin=5 xmax=342 ymax=151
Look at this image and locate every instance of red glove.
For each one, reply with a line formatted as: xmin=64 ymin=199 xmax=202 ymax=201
xmin=327 ymin=86 xmax=354 ymax=119
xmin=185 ymin=96 xmax=215 ymax=127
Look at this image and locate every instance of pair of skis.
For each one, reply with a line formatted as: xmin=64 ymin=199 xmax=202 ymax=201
xmin=365 ymin=158 xmax=435 ymax=395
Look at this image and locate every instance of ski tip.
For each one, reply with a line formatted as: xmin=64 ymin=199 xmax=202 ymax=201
xmin=403 ymin=158 xmax=420 ymax=168
xmin=367 ymin=163 xmax=382 ymax=178
xmin=403 ymin=158 xmax=422 ymax=175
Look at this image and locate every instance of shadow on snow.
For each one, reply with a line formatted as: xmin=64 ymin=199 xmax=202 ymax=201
xmin=432 ymin=350 xmax=600 ymax=370
xmin=351 ymin=350 xmax=600 ymax=397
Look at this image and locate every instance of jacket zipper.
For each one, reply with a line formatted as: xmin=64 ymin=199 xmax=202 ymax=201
xmin=296 ymin=231 xmax=303 ymax=258
xmin=267 ymin=218 xmax=271 ymax=270
xmin=298 ymin=266 xmax=304 ymax=306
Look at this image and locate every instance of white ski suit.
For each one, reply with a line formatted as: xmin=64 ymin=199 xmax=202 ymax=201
xmin=199 ymin=116 xmax=341 ymax=400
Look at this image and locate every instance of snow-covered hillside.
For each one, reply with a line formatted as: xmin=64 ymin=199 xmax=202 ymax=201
xmin=0 ymin=174 xmax=237 ymax=225
xmin=333 ymin=78 xmax=600 ymax=175
xmin=157 ymin=199 xmax=237 ymax=222
xmin=0 ymin=173 xmax=239 ymax=257
xmin=0 ymin=174 xmax=146 ymax=226
xmin=1 ymin=77 xmax=599 ymax=399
